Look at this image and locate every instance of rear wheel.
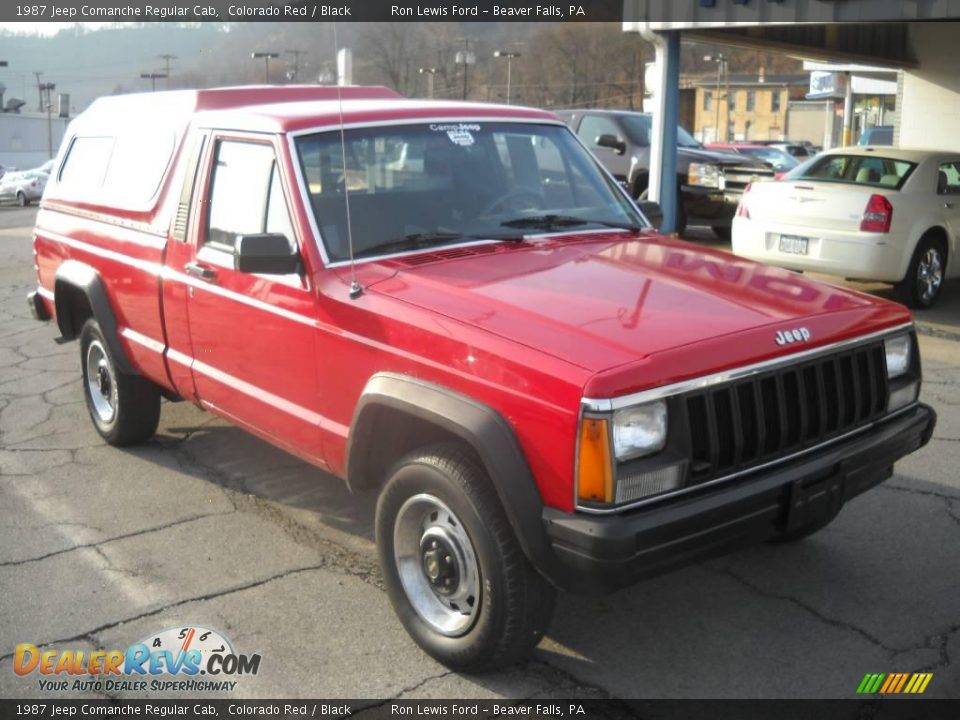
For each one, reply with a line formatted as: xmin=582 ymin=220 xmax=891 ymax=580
xmin=17 ymin=191 xmax=28 ymax=207
xmin=80 ymin=319 xmax=161 ymax=446
xmin=376 ymin=445 xmax=556 ymax=671
xmin=897 ymin=235 xmax=946 ymax=309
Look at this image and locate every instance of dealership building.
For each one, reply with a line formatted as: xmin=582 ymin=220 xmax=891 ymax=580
xmin=624 ymin=0 xmax=960 ymax=230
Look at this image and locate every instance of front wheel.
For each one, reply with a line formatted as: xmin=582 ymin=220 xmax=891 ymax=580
xmin=896 ymin=235 xmax=946 ymax=309
xmin=17 ymin=191 xmax=28 ymax=207
xmin=80 ymin=319 xmax=161 ymax=446
xmin=712 ymin=226 xmax=731 ymax=242
xmin=376 ymin=445 xmax=556 ymax=671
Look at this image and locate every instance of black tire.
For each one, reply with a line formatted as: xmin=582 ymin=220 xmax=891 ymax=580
xmin=376 ymin=445 xmax=557 ymax=672
xmin=712 ymin=226 xmax=731 ymax=242
xmin=896 ymin=234 xmax=946 ymax=309
xmin=636 ymin=186 xmax=687 ymax=235
xmin=17 ymin=192 xmax=28 ymax=207
xmin=80 ymin=319 xmax=161 ymax=446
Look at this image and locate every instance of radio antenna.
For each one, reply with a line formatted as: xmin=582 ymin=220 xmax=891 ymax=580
xmin=332 ymin=23 xmax=362 ymax=300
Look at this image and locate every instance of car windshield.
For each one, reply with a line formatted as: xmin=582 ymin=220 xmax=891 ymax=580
xmin=738 ymin=147 xmax=799 ymax=172
xmin=295 ymin=122 xmax=645 ymax=262
xmin=784 ymin=153 xmax=916 ymax=189
xmin=618 ymin=114 xmax=702 ymax=149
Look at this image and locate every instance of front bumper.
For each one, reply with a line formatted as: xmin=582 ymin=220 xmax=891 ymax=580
xmin=681 ymin=185 xmax=741 ymax=227
xmin=543 ymin=403 xmax=936 ymax=594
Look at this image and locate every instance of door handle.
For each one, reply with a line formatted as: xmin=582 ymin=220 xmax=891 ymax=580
xmin=945 ymin=202 xmax=955 ymax=209
xmin=184 ymin=261 xmax=216 ymax=281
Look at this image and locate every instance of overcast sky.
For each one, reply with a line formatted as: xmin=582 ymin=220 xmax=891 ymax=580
xmin=0 ymin=22 xmax=107 ymax=36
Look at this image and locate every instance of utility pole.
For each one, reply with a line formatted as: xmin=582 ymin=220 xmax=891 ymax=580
xmin=34 ymin=71 xmax=43 ymax=111
xmin=252 ymin=52 xmax=280 ymax=84
xmin=493 ymin=50 xmax=520 ymax=104
xmin=158 ymin=54 xmax=176 ymax=89
xmin=39 ymin=82 xmax=55 ymax=156
xmin=286 ymin=49 xmax=307 ymax=83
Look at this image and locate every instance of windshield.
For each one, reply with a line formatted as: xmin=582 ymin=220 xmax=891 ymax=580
xmin=738 ymin=147 xmax=799 ymax=172
xmin=295 ymin=122 xmax=645 ymax=262
xmin=612 ymin=114 xmax=702 ymax=149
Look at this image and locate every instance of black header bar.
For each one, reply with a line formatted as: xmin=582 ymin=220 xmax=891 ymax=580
xmin=2 ymin=0 xmax=626 ymax=23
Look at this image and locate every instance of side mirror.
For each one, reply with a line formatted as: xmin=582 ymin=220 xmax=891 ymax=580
xmin=635 ymin=200 xmax=663 ymax=229
xmin=234 ymin=233 xmax=300 ymax=274
xmin=596 ymin=134 xmax=627 ymax=155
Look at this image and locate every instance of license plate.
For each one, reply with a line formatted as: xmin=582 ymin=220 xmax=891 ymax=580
xmin=779 ymin=235 xmax=809 ymax=255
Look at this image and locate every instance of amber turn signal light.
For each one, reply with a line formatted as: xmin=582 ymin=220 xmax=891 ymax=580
xmin=577 ymin=417 xmax=614 ymax=504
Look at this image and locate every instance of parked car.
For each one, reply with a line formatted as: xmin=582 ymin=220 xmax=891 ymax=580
xmin=554 ymin=109 xmax=774 ymax=239
xmin=29 ymin=87 xmax=935 ymax=670
xmin=751 ymin=140 xmax=815 ymax=159
xmin=705 ymin=143 xmax=800 ymax=178
xmin=0 ymin=170 xmax=47 ymax=206
xmin=733 ymin=147 xmax=960 ymax=308
xmin=858 ymin=125 xmax=894 ymax=146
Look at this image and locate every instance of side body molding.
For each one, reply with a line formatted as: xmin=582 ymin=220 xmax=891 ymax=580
xmin=53 ymin=260 xmax=134 ymax=374
xmin=346 ymin=372 xmax=560 ymax=581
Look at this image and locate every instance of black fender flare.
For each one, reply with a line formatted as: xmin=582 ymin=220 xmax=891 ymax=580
xmin=53 ymin=260 xmax=134 ymax=374
xmin=346 ymin=372 xmax=562 ymax=583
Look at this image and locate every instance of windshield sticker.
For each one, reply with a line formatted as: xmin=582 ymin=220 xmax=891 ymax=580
xmin=430 ymin=123 xmax=480 ymax=147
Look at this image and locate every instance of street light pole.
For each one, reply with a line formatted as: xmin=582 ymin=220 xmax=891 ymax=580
xmin=455 ymin=39 xmax=475 ymax=101
xmin=705 ymin=53 xmax=726 ymax=142
xmin=493 ymin=50 xmax=520 ymax=104
xmin=251 ymin=52 xmax=280 ymax=84
xmin=140 ymin=73 xmax=167 ymax=92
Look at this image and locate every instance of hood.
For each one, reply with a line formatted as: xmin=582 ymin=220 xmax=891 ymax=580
xmin=366 ymin=233 xmax=908 ymax=377
xmin=680 ymin=146 xmax=766 ymax=167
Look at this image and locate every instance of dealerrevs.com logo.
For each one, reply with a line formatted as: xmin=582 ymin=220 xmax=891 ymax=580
xmin=14 ymin=626 xmax=261 ymax=693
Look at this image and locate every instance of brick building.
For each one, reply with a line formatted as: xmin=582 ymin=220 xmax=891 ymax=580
xmin=693 ymin=73 xmax=808 ymax=143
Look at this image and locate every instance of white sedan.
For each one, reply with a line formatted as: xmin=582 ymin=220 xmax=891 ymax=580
xmin=732 ymin=147 xmax=960 ymax=308
xmin=0 ymin=170 xmax=47 ymax=207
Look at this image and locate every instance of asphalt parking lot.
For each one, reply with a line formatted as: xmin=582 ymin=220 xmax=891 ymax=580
xmin=1 ymin=208 xmax=958 ymax=701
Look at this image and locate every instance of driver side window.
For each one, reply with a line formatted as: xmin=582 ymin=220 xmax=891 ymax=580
xmin=206 ymin=140 xmax=295 ymax=252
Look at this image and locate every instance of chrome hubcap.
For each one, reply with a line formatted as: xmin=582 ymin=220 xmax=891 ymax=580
xmin=917 ymin=248 xmax=943 ymax=304
xmin=394 ymin=494 xmax=480 ymax=637
xmin=85 ymin=340 xmax=116 ymax=423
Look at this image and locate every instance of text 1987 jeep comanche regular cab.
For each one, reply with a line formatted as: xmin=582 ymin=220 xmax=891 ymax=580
xmin=28 ymin=86 xmax=936 ymax=670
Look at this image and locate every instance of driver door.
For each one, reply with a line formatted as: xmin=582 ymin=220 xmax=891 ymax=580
xmin=184 ymin=134 xmax=325 ymax=466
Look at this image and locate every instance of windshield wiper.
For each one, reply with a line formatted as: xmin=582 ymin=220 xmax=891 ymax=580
xmin=500 ymin=214 xmax=642 ymax=232
xmin=357 ymin=232 xmax=465 ymax=257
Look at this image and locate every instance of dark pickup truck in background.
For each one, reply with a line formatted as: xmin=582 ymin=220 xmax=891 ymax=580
xmin=556 ymin=109 xmax=775 ymax=239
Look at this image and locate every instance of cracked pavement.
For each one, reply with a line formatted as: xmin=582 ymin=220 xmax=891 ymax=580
xmin=1 ymin=208 xmax=958 ymax=700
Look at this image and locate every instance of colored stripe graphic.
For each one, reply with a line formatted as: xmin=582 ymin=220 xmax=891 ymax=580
xmin=859 ymin=672 xmax=933 ymax=694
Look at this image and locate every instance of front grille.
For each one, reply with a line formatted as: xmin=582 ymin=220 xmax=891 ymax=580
xmin=722 ymin=165 xmax=776 ymax=192
xmin=683 ymin=342 xmax=889 ymax=485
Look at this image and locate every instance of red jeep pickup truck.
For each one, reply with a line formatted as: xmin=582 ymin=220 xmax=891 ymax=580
xmin=28 ymin=86 xmax=935 ymax=671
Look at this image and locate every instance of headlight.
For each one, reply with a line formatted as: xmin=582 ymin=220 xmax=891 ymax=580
xmin=612 ymin=401 xmax=667 ymax=461
xmin=884 ymin=334 xmax=911 ymax=378
xmin=688 ymin=163 xmax=721 ymax=188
